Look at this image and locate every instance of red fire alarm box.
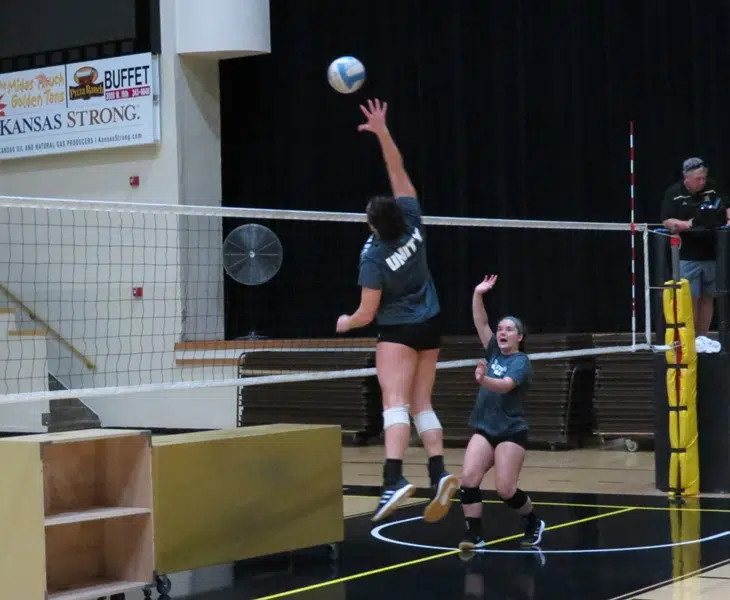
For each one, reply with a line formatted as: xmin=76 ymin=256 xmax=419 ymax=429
xmin=132 ymin=287 xmax=143 ymax=298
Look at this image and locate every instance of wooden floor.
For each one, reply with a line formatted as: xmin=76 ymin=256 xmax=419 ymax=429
xmin=342 ymin=444 xmax=660 ymax=496
xmin=612 ymin=562 xmax=730 ymax=600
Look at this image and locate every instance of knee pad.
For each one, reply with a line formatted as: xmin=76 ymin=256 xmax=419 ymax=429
xmin=502 ymin=488 xmax=529 ymax=510
xmin=460 ymin=486 xmax=482 ymax=505
xmin=382 ymin=405 xmax=410 ymax=430
xmin=412 ymin=410 xmax=442 ymax=435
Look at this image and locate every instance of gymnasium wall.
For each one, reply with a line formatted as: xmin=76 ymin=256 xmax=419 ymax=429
xmin=0 ymin=0 xmax=266 ymax=431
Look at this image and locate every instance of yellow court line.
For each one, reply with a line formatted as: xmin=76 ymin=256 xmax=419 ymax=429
xmin=254 ymin=506 xmax=636 ymax=600
xmin=346 ymin=494 xmax=730 ymax=513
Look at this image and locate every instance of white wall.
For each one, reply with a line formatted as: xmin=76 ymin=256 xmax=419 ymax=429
xmin=0 ymin=0 xmax=268 ymax=430
xmin=176 ymin=56 xmax=225 ymax=342
xmin=176 ymin=0 xmax=270 ymax=57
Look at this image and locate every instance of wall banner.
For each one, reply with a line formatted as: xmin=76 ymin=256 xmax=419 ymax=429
xmin=0 ymin=52 xmax=161 ymax=160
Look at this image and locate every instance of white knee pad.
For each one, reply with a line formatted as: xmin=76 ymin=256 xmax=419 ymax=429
xmin=383 ymin=406 xmax=410 ymax=430
xmin=413 ymin=410 xmax=442 ymax=435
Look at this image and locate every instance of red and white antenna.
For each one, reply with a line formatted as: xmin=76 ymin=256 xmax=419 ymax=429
xmin=629 ymin=121 xmax=637 ymax=349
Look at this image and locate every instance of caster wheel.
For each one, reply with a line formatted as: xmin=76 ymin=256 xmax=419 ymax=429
xmin=143 ymin=589 xmax=153 ymax=600
xmin=624 ymin=438 xmax=639 ymax=453
xmin=156 ymin=574 xmax=172 ymax=595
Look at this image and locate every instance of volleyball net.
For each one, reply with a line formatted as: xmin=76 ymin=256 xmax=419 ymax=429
xmin=0 ymin=194 xmax=661 ymax=407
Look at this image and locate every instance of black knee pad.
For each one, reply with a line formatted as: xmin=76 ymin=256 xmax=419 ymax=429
xmin=460 ymin=486 xmax=482 ymax=505
xmin=502 ymin=488 xmax=529 ymax=510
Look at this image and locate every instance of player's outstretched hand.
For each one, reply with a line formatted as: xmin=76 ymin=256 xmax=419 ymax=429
xmin=336 ymin=314 xmax=351 ymax=333
xmin=358 ymin=99 xmax=388 ymax=135
xmin=474 ymin=274 xmax=498 ymax=295
xmin=475 ymin=359 xmax=488 ymax=384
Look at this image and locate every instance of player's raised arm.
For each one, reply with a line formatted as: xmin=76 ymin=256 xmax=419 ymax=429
xmin=358 ymin=99 xmax=417 ymax=199
xmin=472 ymin=275 xmax=498 ymax=348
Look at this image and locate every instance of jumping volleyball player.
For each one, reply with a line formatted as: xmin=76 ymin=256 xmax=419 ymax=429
xmin=458 ymin=274 xmax=546 ymax=549
xmin=336 ymin=98 xmax=459 ymax=523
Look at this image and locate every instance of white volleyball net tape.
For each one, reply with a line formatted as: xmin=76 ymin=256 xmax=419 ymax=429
xmin=0 ymin=195 xmax=662 ymax=408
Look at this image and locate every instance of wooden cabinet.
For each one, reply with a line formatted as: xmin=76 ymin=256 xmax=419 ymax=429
xmin=152 ymin=424 xmax=344 ymax=576
xmin=0 ymin=429 xmax=154 ymax=600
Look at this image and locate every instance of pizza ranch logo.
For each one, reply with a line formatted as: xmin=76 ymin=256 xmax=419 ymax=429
xmin=69 ymin=66 xmax=104 ymax=101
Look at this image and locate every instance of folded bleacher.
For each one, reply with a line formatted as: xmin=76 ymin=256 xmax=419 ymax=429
xmin=235 ymin=332 xmax=639 ymax=450
xmin=591 ymin=333 xmax=656 ymax=448
xmin=237 ymin=348 xmax=375 ymax=434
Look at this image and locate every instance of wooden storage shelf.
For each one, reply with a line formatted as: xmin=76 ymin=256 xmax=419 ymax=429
xmin=45 ymin=506 xmax=152 ymax=527
xmin=0 ymin=428 xmax=154 ymax=600
xmin=48 ymin=579 xmax=147 ymax=600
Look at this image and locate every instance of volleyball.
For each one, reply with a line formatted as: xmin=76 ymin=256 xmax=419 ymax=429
xmin=327 ymin=56 xmax=366 ymax=94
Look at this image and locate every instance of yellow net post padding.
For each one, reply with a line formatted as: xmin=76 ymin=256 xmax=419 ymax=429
xmin=663 ymin=277 xmax=699 ymax=497
xmin=670 ymin=498 xmax=702 ymax=588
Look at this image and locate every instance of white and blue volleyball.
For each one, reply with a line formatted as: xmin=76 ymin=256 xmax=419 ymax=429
xmin=327 ymin=56 xmax=366 ymax=94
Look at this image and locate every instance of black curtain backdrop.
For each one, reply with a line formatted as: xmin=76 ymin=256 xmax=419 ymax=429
xmin=219 ymin=0 xmax=730 ymax=341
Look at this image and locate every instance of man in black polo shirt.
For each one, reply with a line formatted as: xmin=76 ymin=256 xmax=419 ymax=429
xmin=661 ymin=157 xmax=730 ymax=344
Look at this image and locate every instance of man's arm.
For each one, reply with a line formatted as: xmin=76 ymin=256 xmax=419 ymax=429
xmin=358 ymin=99 xmax=417 ymax=199
xmin=721 ymin=191 xmax=730 ymax=225
xmin=661 ymin=188 xmax=693 ymax=232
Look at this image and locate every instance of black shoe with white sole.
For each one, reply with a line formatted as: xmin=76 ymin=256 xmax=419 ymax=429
xmin=521 ymin=517 xmax=546 ymax=546
xmin=423 ymin=472 xmax=459 ymax=523
xmin=371 ymin=477 xmax=416 ymax=522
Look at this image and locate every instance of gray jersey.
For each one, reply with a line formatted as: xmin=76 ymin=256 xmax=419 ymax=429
xmin=469 ymin=337 xmax=532 ymax=437
xmin=358 ymin=196 xmax=440 ymax=326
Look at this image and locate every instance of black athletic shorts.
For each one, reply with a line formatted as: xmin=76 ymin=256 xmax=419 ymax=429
xmin=377 ymin=314 xmax=441 ymax=351
xmin=475 ymin=428 xmax=528 ymax=450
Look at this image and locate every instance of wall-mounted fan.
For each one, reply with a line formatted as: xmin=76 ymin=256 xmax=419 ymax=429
xmin=222 ymin=223 xmax=283 ymax=338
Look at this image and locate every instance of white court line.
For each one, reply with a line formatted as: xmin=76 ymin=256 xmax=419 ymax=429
xmin=370 ymin=515 xmax=730 ymax=555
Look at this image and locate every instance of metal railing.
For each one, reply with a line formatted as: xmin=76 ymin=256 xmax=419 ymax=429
xmin=0 ymin=283 xmax=95 ymax=371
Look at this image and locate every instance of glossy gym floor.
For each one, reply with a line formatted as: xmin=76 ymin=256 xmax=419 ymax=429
xmin=128 ymin=446 xmax=730 ymax=600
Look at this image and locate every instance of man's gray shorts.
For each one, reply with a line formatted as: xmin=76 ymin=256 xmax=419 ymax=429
xmin=680 ymin=260 xmax=716 ymax=297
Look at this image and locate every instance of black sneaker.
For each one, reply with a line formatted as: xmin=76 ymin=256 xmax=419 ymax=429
xmin=458 ymin=533 xmax=487 ymax=551
xmin=423 ymin=472 xmax=459 ymax=523
xmin=371 ymin=477 xmax=415 ymax=522
xmin=521 ymin=517 xmax=546 ymax=546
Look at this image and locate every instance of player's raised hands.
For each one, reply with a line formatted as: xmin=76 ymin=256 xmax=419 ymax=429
xmin=358 ymin=99 xmax=388 ymax=135
xmin=474 ymin=275 xmax=498 ymax=295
